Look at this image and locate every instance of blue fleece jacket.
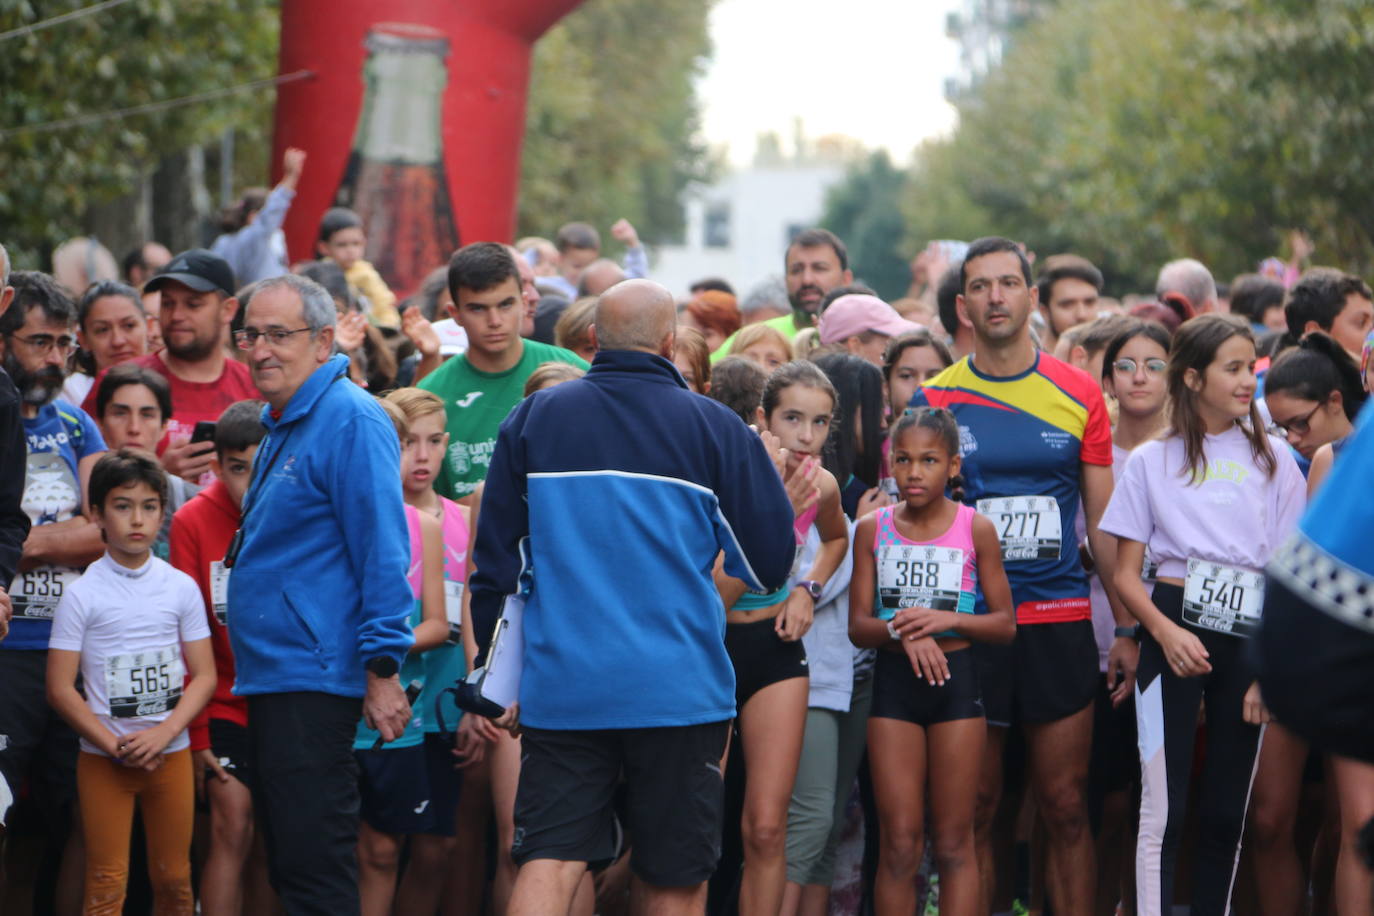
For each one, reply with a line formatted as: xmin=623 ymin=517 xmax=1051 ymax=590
xmin=227 ymin=354 xmax=413 ymax=698
xmin=470 ymin=349 xmax=796 ymax=730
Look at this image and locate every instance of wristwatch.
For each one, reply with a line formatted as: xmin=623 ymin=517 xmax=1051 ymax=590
xmin=795 ymin=580 xmax=823 ymax=601
xmin=1114 ymin=625 xmax=1141 ymax=641
xmin=365 ymin=656 xmax=399 ymax=678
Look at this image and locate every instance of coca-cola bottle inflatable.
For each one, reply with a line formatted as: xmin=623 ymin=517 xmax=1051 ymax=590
xmin=272 ymin=0 xmax=585 ymax=298
xmin=333 ymin=24 xmax=459 ymax=298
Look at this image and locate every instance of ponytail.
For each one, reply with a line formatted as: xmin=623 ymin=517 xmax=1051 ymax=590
xmin=1266 ymin=331 xmax=1366 ymax=422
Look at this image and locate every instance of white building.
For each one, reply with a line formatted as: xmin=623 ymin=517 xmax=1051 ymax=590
xmin=650 ymin=143 xmax=845 ymax=301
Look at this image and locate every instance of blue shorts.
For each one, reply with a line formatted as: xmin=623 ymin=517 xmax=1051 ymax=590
xmin=356 ymin=742 xmax=446 ymax=836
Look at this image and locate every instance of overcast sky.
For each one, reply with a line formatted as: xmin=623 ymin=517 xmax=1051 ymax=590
xmin=696 ymin=0 xmax=964 ymax=166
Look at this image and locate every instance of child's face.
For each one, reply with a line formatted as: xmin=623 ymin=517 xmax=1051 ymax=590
xmin=321 ymin=227 xmax=366 ymax=270
xmin=98 ymin=383 xmax=167 ymax=452
xmin=214 ymin=445 xmax=260 ymax=510
xmin=400 ymin=412 xmax=449 ymax=495
xmin=95 ymin=481 xmax=164 ymax=557
xmin=1188 ymin=334 xmax=1257 ymax=425
xmin=1106 ymin=336 xmax=1168 ymax=420
xmin=757 ymin=384 xmax=833 ymax=467
xmin=891 ymin=425 xmax=959 ymax=509
xmin=741 ymin=342 xmax=788 ymax=373
xmin=887 ymin=345 xmax=945 ymax=415
xmin=563 ymin=245 xmax=598 ymax=273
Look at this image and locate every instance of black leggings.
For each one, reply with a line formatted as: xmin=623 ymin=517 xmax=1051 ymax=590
xmin=1134 ymin=583 xmax=1262 ymax=916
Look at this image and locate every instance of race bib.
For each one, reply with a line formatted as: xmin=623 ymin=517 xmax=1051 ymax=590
xmin=444 ymin=579 xmax=464 ymax=646
xmin=876 ymin=544 xmax=967 ymax=621
xmin=10 ymin=566 xmax=80 ymax=620
xmin=209 ymin=561 xmax=230 ymax=626
xmin=1182 ymin=558 xmax=1264 ymax=637
xmin=105 ymin=646 xmax=183 ymax=719
xmin=1142 ymin=548 xmax=1159 ymax=584
xmin=977 ymin=496 xmax=1062 ymax=561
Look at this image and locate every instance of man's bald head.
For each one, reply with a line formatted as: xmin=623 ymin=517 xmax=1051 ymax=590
xmin=579 ymin=259 xmax=626 ymax=298
xmin=591 ymin=279 xmax=676 ymax=355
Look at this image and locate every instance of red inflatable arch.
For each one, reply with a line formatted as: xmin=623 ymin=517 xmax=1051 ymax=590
xmin=272 ymin=0 xmax=584 ymax=297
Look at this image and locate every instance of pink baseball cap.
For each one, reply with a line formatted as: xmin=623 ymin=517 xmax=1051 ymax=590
xmin=818 ymin=294 xmax=923 ymax=345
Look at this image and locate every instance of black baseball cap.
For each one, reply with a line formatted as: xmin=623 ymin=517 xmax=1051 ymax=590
xmin=145 ymin=248 xmax=235 ymax=297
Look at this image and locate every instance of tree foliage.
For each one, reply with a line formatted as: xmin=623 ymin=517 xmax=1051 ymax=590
xmin=904 ymin=0 xmax=1374 ymax=291
xmin=517 ymin=0 xmax=714 ymax=248
xmin=820 ymin=150 xmax=911 ymax=301
xmin=0 ymin=0 xmax=279 ymax=264
xmin=1 ymin=0 xmax=715 ymax=266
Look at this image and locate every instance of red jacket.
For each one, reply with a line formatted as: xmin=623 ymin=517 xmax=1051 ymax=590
xmin=169 ymin=479 xmax=245 ymax=751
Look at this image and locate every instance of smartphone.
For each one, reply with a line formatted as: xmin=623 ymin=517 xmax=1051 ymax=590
xmin=190 ymin=421 xmax=217 ymax=445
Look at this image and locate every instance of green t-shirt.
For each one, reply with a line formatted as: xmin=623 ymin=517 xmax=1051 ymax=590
xmin=709 ymin=311 xmax=811 ymax=363
xmin=418 ymin=339 xmax=588 ymax=499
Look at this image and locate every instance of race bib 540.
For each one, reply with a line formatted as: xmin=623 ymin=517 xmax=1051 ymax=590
xmin=1182 ymin=558 xmax=1264 ymax=637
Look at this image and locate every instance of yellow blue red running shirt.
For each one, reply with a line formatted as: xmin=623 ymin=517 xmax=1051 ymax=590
xmin=908 ymin=351 xmax=1112 ymax=624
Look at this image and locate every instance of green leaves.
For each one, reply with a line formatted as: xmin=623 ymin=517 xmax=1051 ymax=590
xmin=0 ymin=0 xmax=279 ymax=262
xmin=517 ymin=0 xmax=714 ymax=249
xmin=903 ymin=0 xmax=1374 ymax=290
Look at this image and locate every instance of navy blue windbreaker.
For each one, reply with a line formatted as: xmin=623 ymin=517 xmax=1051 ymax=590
xmin=470 ymin=350 xmax=795 ymax=729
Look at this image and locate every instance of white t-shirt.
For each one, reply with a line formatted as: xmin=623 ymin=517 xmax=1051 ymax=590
xmin=49 ymin=554 xmax=210 ymax=755
xmin=1100 ymin=426 xmax=1306 ymax=580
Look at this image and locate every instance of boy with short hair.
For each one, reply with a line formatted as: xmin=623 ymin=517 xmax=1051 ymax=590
xmin=46 ymin=448 xmax=215 ymax=913
xmin=167 ymin=400 xmax=265 ymax=916
xmin=316 ymin=207 xmax=400 ymax=329
xmin=417 ymin=242 xmax=587 ymax=502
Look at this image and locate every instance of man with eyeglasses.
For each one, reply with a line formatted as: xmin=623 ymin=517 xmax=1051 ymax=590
xmin=0 ymin=270 xmax=106 ymax=907
xmin=226 ymin=273 xmax=413 ymax=913
xmin=80 ymin=249 xmax=257 ymax=484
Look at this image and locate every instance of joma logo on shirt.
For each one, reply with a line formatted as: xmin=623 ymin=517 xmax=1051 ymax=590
xmin=454 ymin=392 xmax=483 ymax=408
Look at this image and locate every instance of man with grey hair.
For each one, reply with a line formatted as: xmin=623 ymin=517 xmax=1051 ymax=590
xmin=469 ymin=278 xmax=797 ymax=915
xmin=226 ymin=273 xmax=414 ymax=912
xmin=0 ymin=244 xmax=30 ymax=637
xmin=1156 ymin=257 xmax=1222 ymax=314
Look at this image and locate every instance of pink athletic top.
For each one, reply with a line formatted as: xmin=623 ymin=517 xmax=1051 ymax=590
xmin=406 ymin=500 xmax=470 ymax=593
xmin=871 ymin=503 xmax=978 ymax=625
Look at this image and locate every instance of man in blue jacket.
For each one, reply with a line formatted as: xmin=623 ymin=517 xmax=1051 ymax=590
xmin=470 ymin=278 xmax=797 ymax=916
xmin=227 ymin=273 xmax=412 ymax=915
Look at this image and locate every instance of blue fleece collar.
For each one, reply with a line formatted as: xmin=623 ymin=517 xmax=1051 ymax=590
xmin=586 ymin=349 xmax=688 ymax=389
xmin=260 ymin=353 xmax=351 ymax=429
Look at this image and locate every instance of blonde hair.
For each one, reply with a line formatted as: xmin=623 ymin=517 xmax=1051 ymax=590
xmin=384 ymin=387 xmax=446 ymax=426
xmin=555 ymin=297 xmax=597 ymax=354
xmin=728 ymin=323 xmax=794 ymax=362
xmin=376 ymin=398 xmax=409 ymax=439
xmin=792 ymin=327 xmax=822 ymax=360
xmin=523 ymin=362 xmax=586 ymax=397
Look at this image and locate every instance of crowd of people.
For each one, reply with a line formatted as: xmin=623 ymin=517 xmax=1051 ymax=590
xmin=0 ymin=171 xmax=1371 ymax=916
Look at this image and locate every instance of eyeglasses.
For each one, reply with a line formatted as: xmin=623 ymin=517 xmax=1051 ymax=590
xmin=1268 ymin=402 xmax=1322 ymax=437
xmin=1112 ymin=357 xmax=1167 ymax=375
xmin=233 ymin=327 xmax=312 ymax=350
xmin=6 ymin=332 xmax=77 ymax=355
